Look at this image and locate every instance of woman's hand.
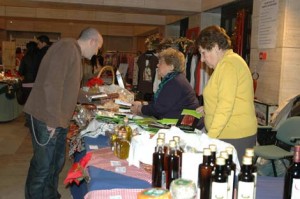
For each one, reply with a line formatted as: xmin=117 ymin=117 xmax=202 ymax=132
xmin=196 ymin=106 xmax=205 ymax=115
xmin=131 ymin=101 xmax=142 ymax=115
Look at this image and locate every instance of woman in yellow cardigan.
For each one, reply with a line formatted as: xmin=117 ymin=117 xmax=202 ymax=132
xmin=196 ymin=25 xmax=257 ymax=162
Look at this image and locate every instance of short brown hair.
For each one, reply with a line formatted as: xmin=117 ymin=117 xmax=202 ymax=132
xmin=158 ymin=48 xmax=185 ymax=73
xmin=196 ymin=25 xmax=231 ymax=50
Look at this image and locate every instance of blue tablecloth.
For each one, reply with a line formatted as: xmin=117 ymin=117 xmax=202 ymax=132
xmin=71 ymin=135 xmax=285 ymax=199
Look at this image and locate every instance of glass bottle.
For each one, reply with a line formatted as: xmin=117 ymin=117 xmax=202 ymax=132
xmin=245 ymin=148 xmax=257 ymax=199
xmin=220 ymin=151 xmax=234 ymax=199
xmin=283 ymin=145 xmax=300 ymax=199
xmin=209 ymin=144 xmax=217 ymax=168
xmin=113 ymin=131 xmax=122 ymax=157
xmin=211 ymin=157 xmax=228 ymax=199
xmin=173 ymin=136 xmax=183 ymax=177
xmin=158 ymin=132 xmax=167 ymax=154
xmin=152 ymin=138 xmax=166 ymax=188
xmin=237 ymin=156 xmax=255 ymax=199
xmin=118 ymin=133 xmax=130 ymax=159
xmin=110 ymin=126 xmax=119 ymax=151
xmin=198 ymin=148 xmax=213 ymax=199
xmin=225 ymin=146 xmax=237 ymax=199
xmin=165 ymin=140 xmax=180 ymax=189
xmin=119 ymin=117 xmax=132 ymax=142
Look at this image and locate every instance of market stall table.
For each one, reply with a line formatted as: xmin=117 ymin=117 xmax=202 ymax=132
xmin=70 ymin=135 xmax=285 ymax=199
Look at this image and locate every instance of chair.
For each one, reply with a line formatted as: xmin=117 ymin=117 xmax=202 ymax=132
xmin=254 ymin=116 xmax=300 ymax=177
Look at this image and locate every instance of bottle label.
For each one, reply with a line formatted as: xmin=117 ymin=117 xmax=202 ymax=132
xmin=291 ymin=179 xmax=300 ymax=199
xmin=227 ymin=171 xmax=234 ymax=199
xmin=237 ymin=181 xmax=254 ymax=199
xmin=211 ymin=182 xmax=228 ymax=199
xmin=161 ymin=171 xmax=166 ymax=189
xmin=253 ymin=172 xmax=257 ymax=199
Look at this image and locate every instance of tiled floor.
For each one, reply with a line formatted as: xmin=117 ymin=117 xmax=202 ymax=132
xmin=0 ymin=114 xmax=73 ymax=199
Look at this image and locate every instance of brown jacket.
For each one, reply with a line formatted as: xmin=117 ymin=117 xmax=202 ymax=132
xmin=24 ymin=38 xmax=83 ymax=128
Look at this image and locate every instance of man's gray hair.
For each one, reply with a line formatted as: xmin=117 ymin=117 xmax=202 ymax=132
xmin=78 ymin=27 xmax=99 ymax=41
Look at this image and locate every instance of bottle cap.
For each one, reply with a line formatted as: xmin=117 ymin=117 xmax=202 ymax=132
xmin=209 ymin=144 xmax=217 ymax=152
xmin=216 ymin=157 xmax=225 ymax=165
xmin=242 ymin=156 xmax=252 ymax=165
xmin=173 ymin=136 xmax=180 ymax=143
xmin=157 ymin=138 xmax=164 ymax=146
xmin=203 ymin=148 xmax=211 ymax=156
xmin=245 ymin=148 xmax=254 ymax=157
xmin=294 ymin=145 xmax=300 ymax=152
xmin=169 ymin=140 xmax=176 ymax=148
xmin=225 ymin=146 xmax=233 ymax=155
xmin=220 ymin=151 xmax=228 ymax=159
xmin=158 ymin=133 xmax=165 ymax=139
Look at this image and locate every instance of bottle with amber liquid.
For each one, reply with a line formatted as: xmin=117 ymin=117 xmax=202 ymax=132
xmin=245 ymin=148 xmax=257 ymax=199
xmin=210 ymin=157 xmax=228 ymax=199
xmin=165 ymin=140 xmax=180 ymax=189
xmin=198 ymin=148 xmax=213 ymax=199
xmin=173 ymin=136 xmax=183 ymax=177
xmin=237 ymin=156 xmax=254 ymax=199
xmin=283 ymin=145 xmax=300 ymax=199
xmin=152 ymin=138 xmax=165 ymax=188
xmin=118 ymin=133 xmax=130 ymax=159
xmin=119 ymin=117 xmax=132 ymax=142
xmin=113 ymin=131 xmax=122 ymax=157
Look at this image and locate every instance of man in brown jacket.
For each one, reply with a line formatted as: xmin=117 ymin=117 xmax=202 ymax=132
xmin=24 ymin=27 xmax=103 ymax=199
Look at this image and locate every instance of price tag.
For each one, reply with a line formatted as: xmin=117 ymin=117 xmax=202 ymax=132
xmin=110 ymin=161 xmax=121 ymax=167
xmin=89 ymin=145 xmax=98 ymax=150
xmin=109 ymin=195 xmax=122 ymax=199
xmin=115 ymin=166 xmax=126 ymax=173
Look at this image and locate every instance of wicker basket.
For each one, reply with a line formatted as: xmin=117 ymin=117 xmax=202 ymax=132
xmin=97 ymin=65 xmax=115 ymax=85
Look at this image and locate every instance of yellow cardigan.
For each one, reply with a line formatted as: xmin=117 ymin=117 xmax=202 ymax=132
xmin=203 ymin=50 xmax=257 ymax=139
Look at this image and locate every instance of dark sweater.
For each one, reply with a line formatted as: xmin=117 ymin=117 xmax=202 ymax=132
xmin=141 ymin=73 xmax=199 ymax=119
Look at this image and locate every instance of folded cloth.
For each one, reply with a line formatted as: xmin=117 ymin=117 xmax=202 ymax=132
xmin=128 ymin=126 xmax=240 ymax=172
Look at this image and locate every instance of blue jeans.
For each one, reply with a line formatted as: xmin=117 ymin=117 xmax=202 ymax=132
xmin=25 ymin=114 xmax=68 ymax=199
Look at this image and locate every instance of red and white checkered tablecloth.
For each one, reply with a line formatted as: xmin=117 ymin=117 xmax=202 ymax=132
xmin=84 ymin=188 xmax=144 ymax=199
xmin=84 ymin=147 xmax=152 ymax=198
xmin=87 ymin=147 xmax=152 ymax=184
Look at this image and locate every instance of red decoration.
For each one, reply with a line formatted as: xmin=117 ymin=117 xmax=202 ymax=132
xmin=86 ymin=77 xmax=104 ymax=88
xmin=64 ymin=152 xmax=93 ymax=185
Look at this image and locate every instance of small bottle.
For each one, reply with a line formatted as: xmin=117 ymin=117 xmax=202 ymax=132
xmin=173 ymin=136 xmax=183 ymax=177
xmin=113 ymin=131 xmax=122 ymax=157
xmin=158 ymin=132 xmax=167 ymax=154
xmin=237 ymin=156 xmax=255 ymax=199
xmin=110 ymin=126 xmax=119 ymax=151
xmin=209 ymin=144 xmax=217 ymax=168
xmin=118 ymin=133 xmax=130 ymax=159
xmin=245 ymin=148 xmax=257 ymax=199
xmin=119 ymin=117 xmax=132 ymax=142
xmin=210 ymin=157 xmax=228 ymax=199
xmin=165 ymin=140 xmax=180 ymax=189
xmin=152 ymin=138 xmax=166 ymax=188
xmin=220 ymin=151 xmax=234 ymax=199
xmin=198 ymin=148 xmax=213 ymax=199
xmin=225 ymin=146 xmax=237 ymax=199
xmin=283 ymin=145 xmax=300 ymax=199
